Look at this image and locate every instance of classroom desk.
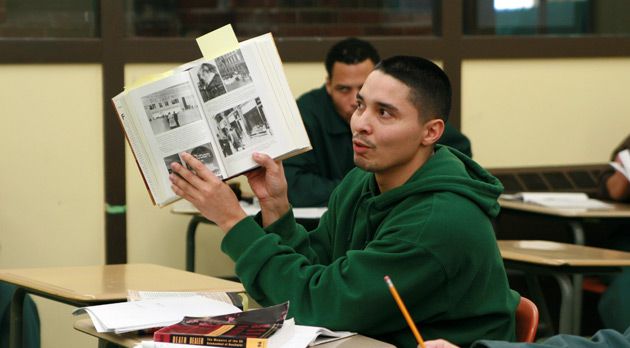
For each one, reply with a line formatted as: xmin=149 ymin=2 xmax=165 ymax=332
xmin=0 ymin=263 xmax=244 ymax=348
xmin=74 ymin=317 xmax=396 ymax=348
xmin=497 ymin=240 xmax=630 ymax=335
xmin=172 ymin=200 xmax=326 ymax=272
xmin=498 ymin=198 xmax=630 ymax=245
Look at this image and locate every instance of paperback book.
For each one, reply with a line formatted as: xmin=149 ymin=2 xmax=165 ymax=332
xmin=153 ymin=302 xmax=289 ymax=347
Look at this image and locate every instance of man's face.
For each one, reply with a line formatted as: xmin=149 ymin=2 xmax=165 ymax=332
xmin=325 ymin=60 xmax=375 ymax=123
xmin=350 ymin=70 xmax=428 ymax=178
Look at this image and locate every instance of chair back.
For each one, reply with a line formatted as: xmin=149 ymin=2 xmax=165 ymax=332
xmin=515 ymin=296 xmax=539 ymax=342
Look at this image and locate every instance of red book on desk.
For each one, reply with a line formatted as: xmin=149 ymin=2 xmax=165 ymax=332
xmin=153 ymin=302 xmax=288 ymax=347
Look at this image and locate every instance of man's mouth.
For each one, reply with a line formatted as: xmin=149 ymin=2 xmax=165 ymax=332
xmin=352 ymin=137 xmax=374 ymax=154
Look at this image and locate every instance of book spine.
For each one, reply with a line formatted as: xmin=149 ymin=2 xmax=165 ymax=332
xmin=154 ymin=333 xmax=267 ymax=348
xmin=111 ymin=95 xmax=160 ymax=205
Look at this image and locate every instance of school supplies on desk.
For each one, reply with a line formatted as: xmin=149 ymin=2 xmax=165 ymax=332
xmin=500 ymin=192 xmax=613 ymax=210
xmin=153 ymin=302 xmax=288 ymax=347
xmin=127 ymin=289 xmax=248 ymax=310
xmin=73 ymin=295 xmax=241 ymax=334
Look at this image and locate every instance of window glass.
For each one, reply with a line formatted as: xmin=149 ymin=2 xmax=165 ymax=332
xmin=0 ymin=0 xmax=98 ymax=38
xmin=126 ymin=0 xmax=436 ymax=38
xmin=465 ymin=0 xmax=630 ymax=36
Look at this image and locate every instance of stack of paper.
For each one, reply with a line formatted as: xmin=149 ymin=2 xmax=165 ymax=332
xmin=501 ymin=192 xmax=613 ymax=210
xmin=73 ymin=295 xmax=241 ymax=334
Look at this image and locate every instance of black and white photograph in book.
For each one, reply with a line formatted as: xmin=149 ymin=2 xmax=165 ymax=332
xmin=211 ymin=97 xmax=272 ymax=158
xmin=215 ymin=50 xmax=253 ymax=92
xmin=142 ymin=82 xmax=203 ymax=136
xmin=184 ymin=143 xmax=222 ymax=177
xmin=193 ymin=62 xmax=227 ymax=102
xmin=164 ymin=153 xmax=184 ymax=174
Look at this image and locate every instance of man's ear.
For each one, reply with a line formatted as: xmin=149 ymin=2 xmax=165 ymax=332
xmin=421 ymin=118 xmax=445 ymax=146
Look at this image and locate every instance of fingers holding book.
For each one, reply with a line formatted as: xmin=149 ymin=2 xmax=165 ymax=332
xmin=170 ymin=152 xmax=247 ymax=232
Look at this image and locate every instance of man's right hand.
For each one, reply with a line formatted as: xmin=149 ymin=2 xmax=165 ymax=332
xmin=246 ymin=153 xmax=290 ymax=227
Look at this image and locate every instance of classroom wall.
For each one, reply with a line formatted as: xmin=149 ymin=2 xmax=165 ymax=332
xmin=0 ymin=65 xmax=104 ymax=347
xmin=462 ymin=58 xmax=630 ymax=167
xmin=1 ymin=58 xmax=630 ymax=348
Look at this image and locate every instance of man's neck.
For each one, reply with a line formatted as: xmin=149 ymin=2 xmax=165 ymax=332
xmin=374 ymin=148 xmax=434 ymax=193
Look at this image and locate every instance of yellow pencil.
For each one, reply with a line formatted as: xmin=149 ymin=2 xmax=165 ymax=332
xmin=384 ymin=275 xmax=425 ymax=348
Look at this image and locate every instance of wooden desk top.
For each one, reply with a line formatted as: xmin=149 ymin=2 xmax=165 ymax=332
xmin=0 ymin=263 xmax=244 ymax=304
xmin=498 ymin=240 xmax=630 ymax=267
xmin=498 ymin=198 xmax=630 ymax=218
xmin=74 ymin=318 xmax=395 ymax=348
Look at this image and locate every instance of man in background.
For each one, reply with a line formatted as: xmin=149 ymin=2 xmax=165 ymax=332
xmin=284 ymin=38 xmax=472 ymax=207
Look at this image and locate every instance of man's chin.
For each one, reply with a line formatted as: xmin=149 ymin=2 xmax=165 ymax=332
xmin=354 ymin=158 xmax=374 ymax=172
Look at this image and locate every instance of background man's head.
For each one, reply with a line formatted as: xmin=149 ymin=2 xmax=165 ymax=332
xmin=324 ymin=38 xmax=380 ymax=123
xmin=374 ymin=56 xmax=451 ymax=123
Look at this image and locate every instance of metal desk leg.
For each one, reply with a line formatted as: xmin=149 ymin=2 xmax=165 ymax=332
xmin=9 ymin=287 xmax=25 ymax=348
xmin=568 ymin=221 xmax=585 ymax=335
xmin=569 ymin=221 xmax=585 ymax=245
xmin=186 ymin=215 xmax=206 ymax=272
xmin=553 ymin=274 xmax=575 ymax=334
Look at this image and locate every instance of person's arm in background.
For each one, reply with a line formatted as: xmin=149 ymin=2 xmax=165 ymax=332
xmin=424 ymin=325 xmax=630 ymax=347
xmin=284 ymin=145 xmax=342 ymax=207
xmin=599 ymin=134 xmax=630 ymax=202
xmin=606 ymin=170 xmax=630 ymax=201
xmin=439 ymin=122 xmax=472 ymax=158
xmin=284 ymin=92 xmax=349 ymax=207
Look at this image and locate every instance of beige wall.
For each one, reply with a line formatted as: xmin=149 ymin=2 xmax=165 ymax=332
xmin=462 ymin=58 xmax=630 ymax=167
xmin=0 ymin=65 xmax=104 ymax=347
xmin=2 ymin=58 xmax=630 ymax=347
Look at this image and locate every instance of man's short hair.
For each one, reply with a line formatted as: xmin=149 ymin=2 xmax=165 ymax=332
xmin=375 ymin=56 xmax=451 ymax=122
xmin=325 ymin=38 xmax=380 ymax=77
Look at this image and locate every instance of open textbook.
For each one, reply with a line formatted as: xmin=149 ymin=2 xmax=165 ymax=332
xmin=501 ymin=192 xmax=613 ymax=210
xmin=611 ymin=148 xmax=630 ymax=181
xmin=113 ymin=25 xmax=311 ymax=207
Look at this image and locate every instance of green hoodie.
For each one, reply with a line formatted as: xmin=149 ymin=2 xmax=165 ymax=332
xmin=222 ymin=145 xmax=519 ymax=348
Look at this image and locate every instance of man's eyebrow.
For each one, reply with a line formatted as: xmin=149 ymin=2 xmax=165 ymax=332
xmin=377 ymin=101 xmax=399 ymax=112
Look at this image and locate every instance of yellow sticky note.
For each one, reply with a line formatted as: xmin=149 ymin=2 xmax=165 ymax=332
xmin=196 ymin=24 xmax=239 ymax=60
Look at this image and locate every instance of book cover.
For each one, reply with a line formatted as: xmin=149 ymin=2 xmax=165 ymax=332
xmin=153 ymin=302 xmax=289 ymax=347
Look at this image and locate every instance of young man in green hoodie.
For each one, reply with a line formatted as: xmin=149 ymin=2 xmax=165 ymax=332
xmin=169 ymin=56 xmax=519 ymax=348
